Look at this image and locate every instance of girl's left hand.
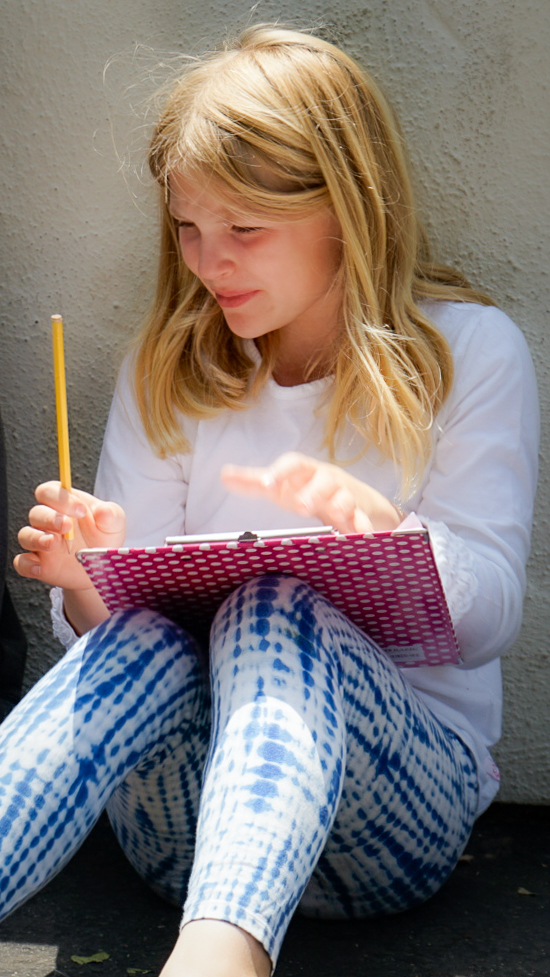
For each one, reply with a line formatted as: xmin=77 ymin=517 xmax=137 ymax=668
xmin=221 ymin=452 xmax=403 ymax=534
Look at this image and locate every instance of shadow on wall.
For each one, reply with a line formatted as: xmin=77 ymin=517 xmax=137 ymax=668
xmin=0 ymin=408 xmax=27 ymax=720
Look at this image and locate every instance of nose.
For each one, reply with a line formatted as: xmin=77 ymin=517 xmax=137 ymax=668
xmin=196 ymin=234 xmax=235 ymax=283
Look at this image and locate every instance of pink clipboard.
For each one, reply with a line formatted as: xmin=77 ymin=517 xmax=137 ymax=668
xmin=77 ymin=525 xmax=460 ymax=668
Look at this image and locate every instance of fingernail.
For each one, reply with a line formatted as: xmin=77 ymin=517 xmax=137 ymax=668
xmin=75 ymin=505 xmax=86 ymax=518
xmin=53 ymin=515 xmax=65 ymax=530
xmin=31 ymin=564 xmax=41 ymax=577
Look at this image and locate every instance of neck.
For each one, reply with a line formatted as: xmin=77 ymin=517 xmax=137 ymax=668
xmin=269 ymin=318 xmax=341 ymax=387
xmin=272 ymin=346 xmax=335 ymax=386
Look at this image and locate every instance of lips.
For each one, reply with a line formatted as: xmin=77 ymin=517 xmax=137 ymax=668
xmin=214 ymin=289 xmax=259 ymax=309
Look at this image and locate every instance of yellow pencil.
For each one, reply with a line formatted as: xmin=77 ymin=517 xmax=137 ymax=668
xmin=51 ymin=314 xmax=74 ymax=542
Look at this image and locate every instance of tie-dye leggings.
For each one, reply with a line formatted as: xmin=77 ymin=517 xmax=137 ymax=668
xmin=0 ymin=576 xmax=478 ymax=965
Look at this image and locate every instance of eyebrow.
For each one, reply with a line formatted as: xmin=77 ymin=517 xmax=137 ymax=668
xmin=168 ymin=205 xmax=270 ymax=230
xmin=168 ymin=202 xmax=191 ymax=220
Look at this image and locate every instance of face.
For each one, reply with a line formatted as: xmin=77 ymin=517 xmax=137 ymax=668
xmin=168 ymin=172 xmax=342 ymax=376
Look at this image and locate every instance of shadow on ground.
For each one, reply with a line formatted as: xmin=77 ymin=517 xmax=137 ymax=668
xmin=0 ymin=804 xmax=548 ymax=977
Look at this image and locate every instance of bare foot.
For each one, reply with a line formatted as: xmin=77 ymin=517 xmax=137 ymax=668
xmin=159 ymin=919 xmax=271 ymax=977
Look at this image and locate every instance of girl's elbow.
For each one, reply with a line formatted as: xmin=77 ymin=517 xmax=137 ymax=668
xmin=455 ymin=583 xmax=525 ymax=669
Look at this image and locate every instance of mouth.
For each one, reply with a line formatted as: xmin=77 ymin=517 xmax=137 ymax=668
xmin=214 ymin=289 xmax=259 ymax=309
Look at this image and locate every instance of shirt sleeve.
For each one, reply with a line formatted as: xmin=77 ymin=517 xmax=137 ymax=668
xmin=414 ymin=304 xmax=539 ymax=668
xmin=50 ymin=585 xmax=79 ymax=649
xmin=94 ymin=355 xmax=196 ymax=548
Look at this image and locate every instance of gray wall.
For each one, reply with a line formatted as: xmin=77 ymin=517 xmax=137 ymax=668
xmin=1 ymin=0 xmax=548 ymax=802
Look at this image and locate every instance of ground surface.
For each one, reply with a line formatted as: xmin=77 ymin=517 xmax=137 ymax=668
xmin=0 ymin=804 xmax=548 ymax=977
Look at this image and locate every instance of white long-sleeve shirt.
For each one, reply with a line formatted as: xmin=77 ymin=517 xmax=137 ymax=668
xmin=52 ymin=301 xmax=539 ymax=814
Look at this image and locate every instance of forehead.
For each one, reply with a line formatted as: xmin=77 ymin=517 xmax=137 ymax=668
xmin=168 ymin=171 xmax=248 ymax=221
xmin=166 ymin=169 xmax=339 ymax=236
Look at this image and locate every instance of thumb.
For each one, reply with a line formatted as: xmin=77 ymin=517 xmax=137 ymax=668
xmin=353 ymin=506 xmax=374 ymax=534
xmin=91 ymin=501 xmax=126 ymax=539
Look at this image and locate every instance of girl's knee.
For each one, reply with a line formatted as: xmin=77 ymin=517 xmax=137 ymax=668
xmin=99 ymin=605 xmax=178 ymax=637
xmin=212 ymin=574 xmax=309 ymax=630
xmin=210 ymin=575 xmax=311 ymax=659
xmin=209 ymin=574 xmax=338 ymax=690
xmin=76 ymin=607 xmax=204 ymax=698
xmin=94 ymin=607 xmax=197 ymax=657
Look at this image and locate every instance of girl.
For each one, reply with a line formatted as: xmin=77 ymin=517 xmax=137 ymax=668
xmin=5 ymin=24 xmax=539 ymax=977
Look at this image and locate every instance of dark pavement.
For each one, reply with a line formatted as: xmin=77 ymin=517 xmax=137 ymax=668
xmin=0 ymin=803 xmax=548 ymax=977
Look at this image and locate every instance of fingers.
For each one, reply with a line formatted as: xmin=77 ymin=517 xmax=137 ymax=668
xmin=297 ymin=472 xmax=372 ymax=534
xmin=18 ymin=524 xmax=59 ymax=555
xmin=32 ymin=482 xmax=125 ymax=545
xmin=263 ymin=455 xmax=357 ymax=530
xmin=17 ymin=505 xmax=74 ymax=576
xmin=26 ymin=503 xmax=75 ymax=537
xmin=311 ymin=484 xmax=357 ymax=533
xmin=34 ymin=481 xmax=87 ymax=519
xmin=222 ymin=454 xmax=374 ymax=534
xmin=220 ymin=464 xmax=274 ymax=498
xmin=77 ymin=498 xmax=125 ymax=545
xmin=262 ymin=452 xmax=316 ymax=488
xmin=92 ymin=500 xmax=125 ymax=534
xmin=14 ymin=481 xmax=127 ymax=589
xmin=13 ymin=550 xmax=44 ymax=580
xmin=221 ymin=453 xmax=315 ymax=497
xmin=13 ymin=526 xmax=74 ymax=585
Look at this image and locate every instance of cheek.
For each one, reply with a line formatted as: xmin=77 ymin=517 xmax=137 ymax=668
xmin=178 ymin=234 xmax=198 ymax=275
xmin=317 ymin=235 xmax=342 ymax=280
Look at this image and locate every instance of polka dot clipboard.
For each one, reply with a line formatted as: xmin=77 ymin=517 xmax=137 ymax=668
xmin=77 ymin=524 xmax=460 ymax=668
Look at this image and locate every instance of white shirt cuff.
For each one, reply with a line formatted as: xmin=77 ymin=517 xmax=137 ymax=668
xmin=50 ymin=586 xmax=79 ymax=650
xmin=419 ymin=516 xmax=479 ymax=625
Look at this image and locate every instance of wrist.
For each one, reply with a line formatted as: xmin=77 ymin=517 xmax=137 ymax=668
xmin=62 ymin=585 xmax=110 ymax=637
xmin=369 ymin=497 xmax=405 ymax=532
xmin=392 ymin=504 xmax=406 ymax=525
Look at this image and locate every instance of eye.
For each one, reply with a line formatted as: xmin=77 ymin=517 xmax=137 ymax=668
xmin=174 ymin=219 xmax=195 ymax=231
xmin=231 ymin=225 xmax=263 ymax=235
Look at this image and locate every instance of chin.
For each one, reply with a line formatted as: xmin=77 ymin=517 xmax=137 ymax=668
xmin=225 ymin=320 xmax=275 ymax=340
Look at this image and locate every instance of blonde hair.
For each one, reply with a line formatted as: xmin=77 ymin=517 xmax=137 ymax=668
xmin=136 ymin=24 xmax=493 ymax=496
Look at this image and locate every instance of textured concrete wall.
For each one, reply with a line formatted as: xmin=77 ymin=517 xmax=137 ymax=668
xmin=1 ymin=0 xmax=548 ymax=802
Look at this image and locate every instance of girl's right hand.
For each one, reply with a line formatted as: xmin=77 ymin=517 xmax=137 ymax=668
xmin=14 ymin=480 xmax=126 ymax=591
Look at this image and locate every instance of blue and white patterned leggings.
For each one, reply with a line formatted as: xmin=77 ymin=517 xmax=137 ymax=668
xmin=0 ymin=576 xmax=478 ymax=965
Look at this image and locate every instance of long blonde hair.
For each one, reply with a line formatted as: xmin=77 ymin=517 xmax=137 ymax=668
xmin=136 ymin=24 xmax=493 ymax=496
